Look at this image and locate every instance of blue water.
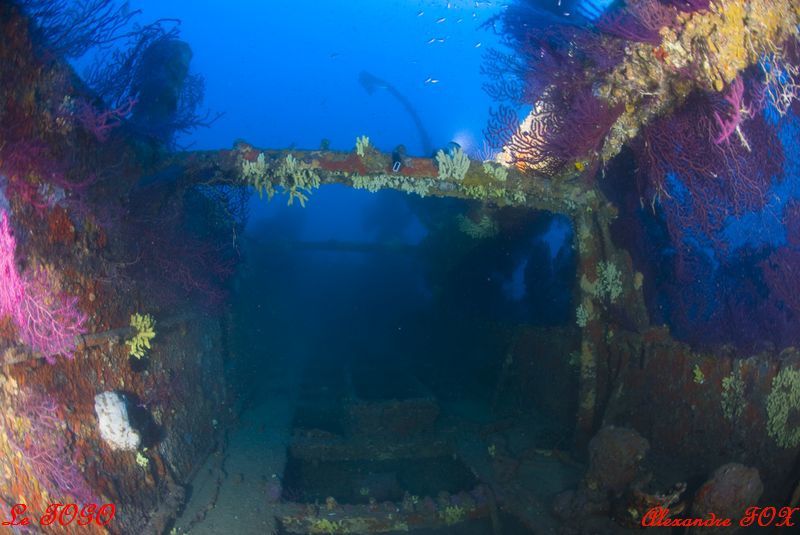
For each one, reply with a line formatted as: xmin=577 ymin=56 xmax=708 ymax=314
xmin=119 ymin=0 xmax=504 ymax=154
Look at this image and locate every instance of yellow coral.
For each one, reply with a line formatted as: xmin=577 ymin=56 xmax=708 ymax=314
xmin=576 ymin=304 xmax=590 ymax=328
xmin=595 ymin=0 xmax=800 ymax=164
xmin=721 ymin=368 xmax=746 ymax=422
xmin=241 ymin=152 xmax=275 ymax=200
xmin=355 ymin=135 xmax=370 ymax=157
xmin=440 ymin=505 xmax=466 ymax=526
xmin=457 ymin=214 xmax=498 ymax=239
xmin=436 ymin=147 xmax=470 ymax=181
xmin=766 ymin=366 xmax=800 ymax=448
xmin=594 ymin=261 xmax=623 ymax=303
xmin=309 ymin=518 xmax=348 ymax=534
xmin=278 ymin=154 xmax=320 ymax=207
xmin=135 ymin=449 xmax=149 ymax=469
xmin=482 ymin=161 xmax=508 ymax=182
xmin=126 ymin=313 xmax=156 ymax=359
xmin=351 ymin=173 xmax=434 ymax=197
xmin=693 ymin=364 xmax=705 ymax=385
xmin=241 ymin=152 xmax=320 ymax=207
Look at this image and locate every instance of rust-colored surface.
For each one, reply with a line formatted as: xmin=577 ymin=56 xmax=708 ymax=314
xmin=0 ymin=4 xmax=231 ymax=533
xmin=290 ymin=430 xmax=451 ymax=462
xmin=162 ymin=140 xmax=601 ymax=215
xmin=317 ymin=152 xmax=370 ymax=175
xmin=345 ymin=398 xmax=440 ymax=438
xmin=47 ymin=206 xmax=76 ymax=245
xmin=603 ymin=329 xmax=800 ymax=501
xmin=275 ymin=487 xmax=492 ymax=534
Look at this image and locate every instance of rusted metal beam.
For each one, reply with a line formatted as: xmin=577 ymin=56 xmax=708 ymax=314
xmin=159 ymin=141 xmax=600 ymax=215
xmin=290 ymin=433 xmax=451 ymax=462
xmin=1 ymin=313 xmax=198 ymax=366
xmin=274 ymin=486 xmax=492 ymax=534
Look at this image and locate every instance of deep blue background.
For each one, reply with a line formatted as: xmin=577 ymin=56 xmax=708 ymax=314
xmin=73 ymin=0 xmax=577 ymax=332
xmin=125 ymin=0 xmax=504 ymax=155
xmin=113 ymin=0 xmax=511 ymax=245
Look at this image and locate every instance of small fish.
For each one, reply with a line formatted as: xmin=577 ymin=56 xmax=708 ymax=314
xmin=474 ymin=42 xmax=482 ymax=48
xmin=456 ymin=18 xmax=463 ymax=23
xmin=417 ymin=10 xmax=424 ymax=16
xmin=427 ymin=37 xmax=445 ymax=44
xmin=436 ymin=17 xmax=446 ymax=23
xmin=424 ymin=78 xmax=440 ymax=85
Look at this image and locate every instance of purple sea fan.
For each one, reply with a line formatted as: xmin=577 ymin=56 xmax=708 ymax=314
xmin=506 ymin=87 xmax=623 ymax=174
xmin=17 ymin=266 xmax=87 ymax=364
xmin=596 ymin=5 xmax=663 ymax=44
xmin=761 ymin=202 xmax=800 ymax=315
xmin=761 ymin=246 xmax=800 ymax=314
xmin=73 ymin=97 xmax=136 ymax=143
xmin=548 ymin=89 xmax=624 ymax=160
xmin=0 ymin=211 xmax=27 ymax=322
xmin=484 ymin=106 xmax=520 ymax=152
xmin=783 ymin=201 xmax=800 ymax=247
xmin=660 ymin=0 xmax=710 ymax=12
xmin=594 ymin=0 xmax=678 ymax=44
xmin=0 ymin=210 xmax=87 ymax=363
xmin=7 ymin=389 xmax=95 ymax=503
xmin=20 ymin=0 xmax=139 ymax=59
xmin=712 ymin=76 xmax=752 ymax=145
xmin=632 ymin=0 xmax=678 ymax=32
xmin=636 ymin=88 xmax=782 ymax=244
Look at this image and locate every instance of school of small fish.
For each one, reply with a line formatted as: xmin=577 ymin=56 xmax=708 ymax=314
xmin=418 ymin=0 xmax=495 ymax=86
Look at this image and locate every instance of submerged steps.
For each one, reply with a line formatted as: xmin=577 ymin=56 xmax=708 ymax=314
xmin=272 ymin=363 xmax=503 ymax=533
xmin=177 ymin=356 xmax=565 ymax=533
xmin=290 ymin=430 xmax=450 ymax=462
xmin=274 ymin=492 xmax=493 ymax=534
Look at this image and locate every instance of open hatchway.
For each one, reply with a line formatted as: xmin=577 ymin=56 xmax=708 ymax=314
xmin=174 ymin=185 xmax=585 ymax=534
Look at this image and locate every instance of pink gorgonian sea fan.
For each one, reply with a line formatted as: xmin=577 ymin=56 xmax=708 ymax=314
xmin=7 ymin=389 xmax=95 ymax=503
xmin=0 ymin=210 xmax=87 ymax=363
xmin=0 ymin=211 xmax=26 ymax=319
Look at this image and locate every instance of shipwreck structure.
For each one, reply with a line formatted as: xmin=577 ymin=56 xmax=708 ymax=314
xmin=2 ymin=0 xmax=800 ymax=533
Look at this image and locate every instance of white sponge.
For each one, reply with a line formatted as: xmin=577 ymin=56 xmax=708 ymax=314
xmin=94 ymin=391 xmax=141 ymax=451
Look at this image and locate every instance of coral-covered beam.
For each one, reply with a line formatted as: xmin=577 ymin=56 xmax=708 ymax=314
xmin=0 ymin=312 xmax=195 ymax=366
xmin=0 ymin=325 xmax=131 ymax=366
xmin=274 ymin=489 xmax=491 ymax=533
xmin=158 ymin=141 xmax=600 ymax=215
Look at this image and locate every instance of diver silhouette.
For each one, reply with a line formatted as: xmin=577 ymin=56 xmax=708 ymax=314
xmin=358 ymin=71 xmax=434 ymax=157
